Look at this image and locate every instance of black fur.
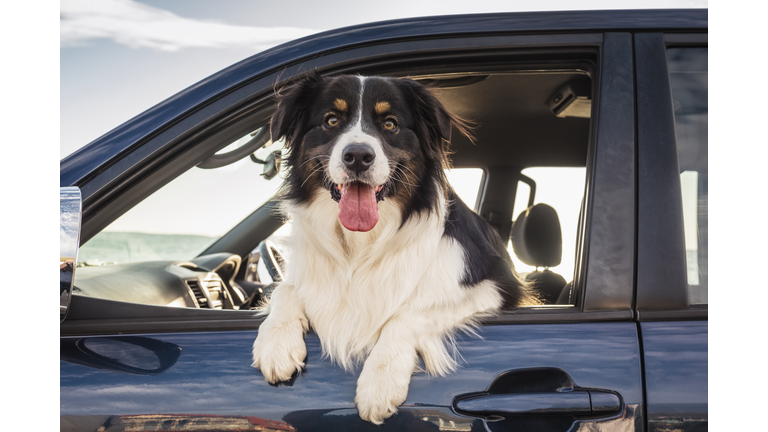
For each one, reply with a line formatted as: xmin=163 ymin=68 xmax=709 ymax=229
xmin=270 ymin=70 xmax=329 ymax=206
xmin=388 ymin=78 xmax=453 ymax=225
xmin=443 ymin=188 xmax=528 ymax=308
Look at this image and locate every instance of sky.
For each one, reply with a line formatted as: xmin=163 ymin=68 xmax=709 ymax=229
xmin=60 ymin=0 xmax=709 ymax=159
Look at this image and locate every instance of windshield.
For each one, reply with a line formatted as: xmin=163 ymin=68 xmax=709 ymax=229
xmin=78 ymin=130 xmax=285 ymax=266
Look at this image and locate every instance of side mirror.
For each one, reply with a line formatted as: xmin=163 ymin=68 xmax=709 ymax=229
xmin=60 ymin=187 xmax=82 ymax=322
xmin=250 ymin=149 xmax=282 ymax=180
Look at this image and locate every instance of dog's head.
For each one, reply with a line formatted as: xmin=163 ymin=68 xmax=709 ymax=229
xmin=271 ymin=72 xmax=471 ymax=232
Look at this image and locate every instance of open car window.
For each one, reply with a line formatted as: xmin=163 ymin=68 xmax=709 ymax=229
xmin=78 ymin=132 xmax=286 ymax=266
xmin=72 ymin=57 xmax=603 ymax=315
xmin=446 ymin=168 xmax=485 ymax=209
xmin=509 ymin=167 xmax=586 ymax=282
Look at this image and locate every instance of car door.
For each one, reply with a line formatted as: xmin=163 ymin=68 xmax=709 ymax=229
xmin=635 ymin=32 xmax=708 ymax=432
xmin=61 ymin=11 xmax=706 ymax=432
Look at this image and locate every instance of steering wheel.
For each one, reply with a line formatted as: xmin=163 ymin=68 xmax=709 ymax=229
xmin=257 ymin=240 xmax=286 ymax=283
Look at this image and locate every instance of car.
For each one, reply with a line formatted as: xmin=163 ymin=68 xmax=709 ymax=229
xmin=60 ymin=9 xmax=707 ymax=432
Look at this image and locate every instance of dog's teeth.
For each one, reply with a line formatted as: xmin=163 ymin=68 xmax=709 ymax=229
xmin=337 ymin=184 xmax=343 ymax=191
xmin=375 ymin=185 xmax=383 ymax=192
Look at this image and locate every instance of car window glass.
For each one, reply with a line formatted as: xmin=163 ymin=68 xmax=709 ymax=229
xmin=78 ymin=131 xmax=285 ymax=266
xmin=668 ymin=47 xmax=708 ymax=305
xmin=511 ymin=180 xmax=531 ymax=219
xmin=445 ymin=168 xmax=484 ymax=209
xmin=508 ymin=167 xmax=587 ymax=283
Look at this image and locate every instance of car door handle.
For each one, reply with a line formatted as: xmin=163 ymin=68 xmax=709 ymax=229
xmin=455 ymin=390 xmax=621 ymax=416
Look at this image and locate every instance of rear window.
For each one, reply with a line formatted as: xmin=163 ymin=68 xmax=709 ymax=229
xmin=668 ymin=47 xmax=708 ymax=305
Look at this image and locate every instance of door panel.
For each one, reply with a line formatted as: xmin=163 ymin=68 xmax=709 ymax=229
xmin=641 ymin=321 xmax=708 ymax=432
xmin=61 ymin=323 xmax=643 ymax=431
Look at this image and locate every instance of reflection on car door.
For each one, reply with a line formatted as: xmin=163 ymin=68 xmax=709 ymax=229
xmin=61 ymin=323 xmax=643 ymax=432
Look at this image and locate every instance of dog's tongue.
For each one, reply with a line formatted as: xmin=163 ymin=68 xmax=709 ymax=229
xmin=338 ymin=183 xmax=379 ymax=232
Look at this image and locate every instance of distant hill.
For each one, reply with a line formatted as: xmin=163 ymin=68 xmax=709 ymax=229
xmin=78 ymin=232 xmax=218 ymax=265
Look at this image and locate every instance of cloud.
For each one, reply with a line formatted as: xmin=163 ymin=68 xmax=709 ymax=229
xmin=60 ymin=0 xmax=317 ymax=52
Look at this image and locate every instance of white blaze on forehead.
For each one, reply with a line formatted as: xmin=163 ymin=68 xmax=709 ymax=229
xmin=329 ymin=76 xmax=390 ymax=186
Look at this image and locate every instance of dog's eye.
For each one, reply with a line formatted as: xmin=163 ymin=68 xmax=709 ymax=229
xmin=326 ymin=116 xmax=339 ymax=127
xmin=384 ymin=119 xmax=397 ymax=131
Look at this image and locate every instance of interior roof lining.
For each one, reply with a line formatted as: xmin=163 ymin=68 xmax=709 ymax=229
xmin=414 ymin=70 xmax=592 ymax=169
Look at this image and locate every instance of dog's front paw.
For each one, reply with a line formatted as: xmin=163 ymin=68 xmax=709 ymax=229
xmin=252 ymin=317 xmax=308 ymax=384
xmin=355 ymin=360 xmax=411 ymax=424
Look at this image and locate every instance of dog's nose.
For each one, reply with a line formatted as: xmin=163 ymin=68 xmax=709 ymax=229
xmin=342 ymin=144 xmax=375 ymax=173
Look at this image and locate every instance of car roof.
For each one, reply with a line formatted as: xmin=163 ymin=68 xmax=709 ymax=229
xmin=60 ymin=9 xmax=707 ymax=187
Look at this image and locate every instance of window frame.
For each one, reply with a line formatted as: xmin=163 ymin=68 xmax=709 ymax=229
xmin=62 ymin=32 xmax=645 ymax=336
xmin=634 ymin=33 xmax=708 ymax=321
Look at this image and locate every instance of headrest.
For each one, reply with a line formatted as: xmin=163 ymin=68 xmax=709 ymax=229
xmin=511 ymin=203 xmax=562 ymax=268
xmin=525 ymin=270 xmax=567 ymax=304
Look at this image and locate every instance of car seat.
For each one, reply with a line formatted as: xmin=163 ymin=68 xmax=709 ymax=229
xmin=510 ymin=203 xmax=568 ymax=304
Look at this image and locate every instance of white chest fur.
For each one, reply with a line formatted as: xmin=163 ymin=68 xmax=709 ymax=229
xmin=254 ymin=189 xmax=505 ymax=425
xmin=280 ymin=189 xmax=496 ymax=369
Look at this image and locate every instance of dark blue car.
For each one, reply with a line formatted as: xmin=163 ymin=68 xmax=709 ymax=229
xmin=60 ymin=9 xmax=707 ymax=432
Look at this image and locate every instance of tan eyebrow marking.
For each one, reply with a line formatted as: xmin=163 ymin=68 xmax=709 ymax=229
xmin=375 ymin=101 xmax=390 ymax=115
xmin=334 ymin=99 xmax=348 ymax=112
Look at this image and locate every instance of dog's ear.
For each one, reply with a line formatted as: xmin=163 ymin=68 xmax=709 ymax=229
xmin=398 ymin=78 xmax=474 ymax=162
xmin=270 ymin=70 xmax=324 ymax=149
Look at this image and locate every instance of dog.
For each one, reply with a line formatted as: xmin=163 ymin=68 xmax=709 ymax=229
xmin=251 ymin=72 xmax=533 ymax=424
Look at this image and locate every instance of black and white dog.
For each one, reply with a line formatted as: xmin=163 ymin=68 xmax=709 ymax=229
xmin=252 ymin=72 xmax=533 ymax=424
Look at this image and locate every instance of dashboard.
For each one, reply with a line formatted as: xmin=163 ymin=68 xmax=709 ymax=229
xmin=74 ymin=253 xmax=256 ymax=310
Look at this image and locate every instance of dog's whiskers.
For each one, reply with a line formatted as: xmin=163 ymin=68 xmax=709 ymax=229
xmin=321 ymin=172 xmax=334 ymax=189
xmin=388 ymin=164 xmax=419 ymax=187
xmin=298 ymin=155 xmax=330 ymax=170
xmin=398 ymin=164 xmax=420 ymax=183
xmin=301 ymin=164 xmax=328 ymax=188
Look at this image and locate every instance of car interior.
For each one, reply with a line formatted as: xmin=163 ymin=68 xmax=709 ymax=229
xmin=69 ymin=57 xmax=594 ymax=322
